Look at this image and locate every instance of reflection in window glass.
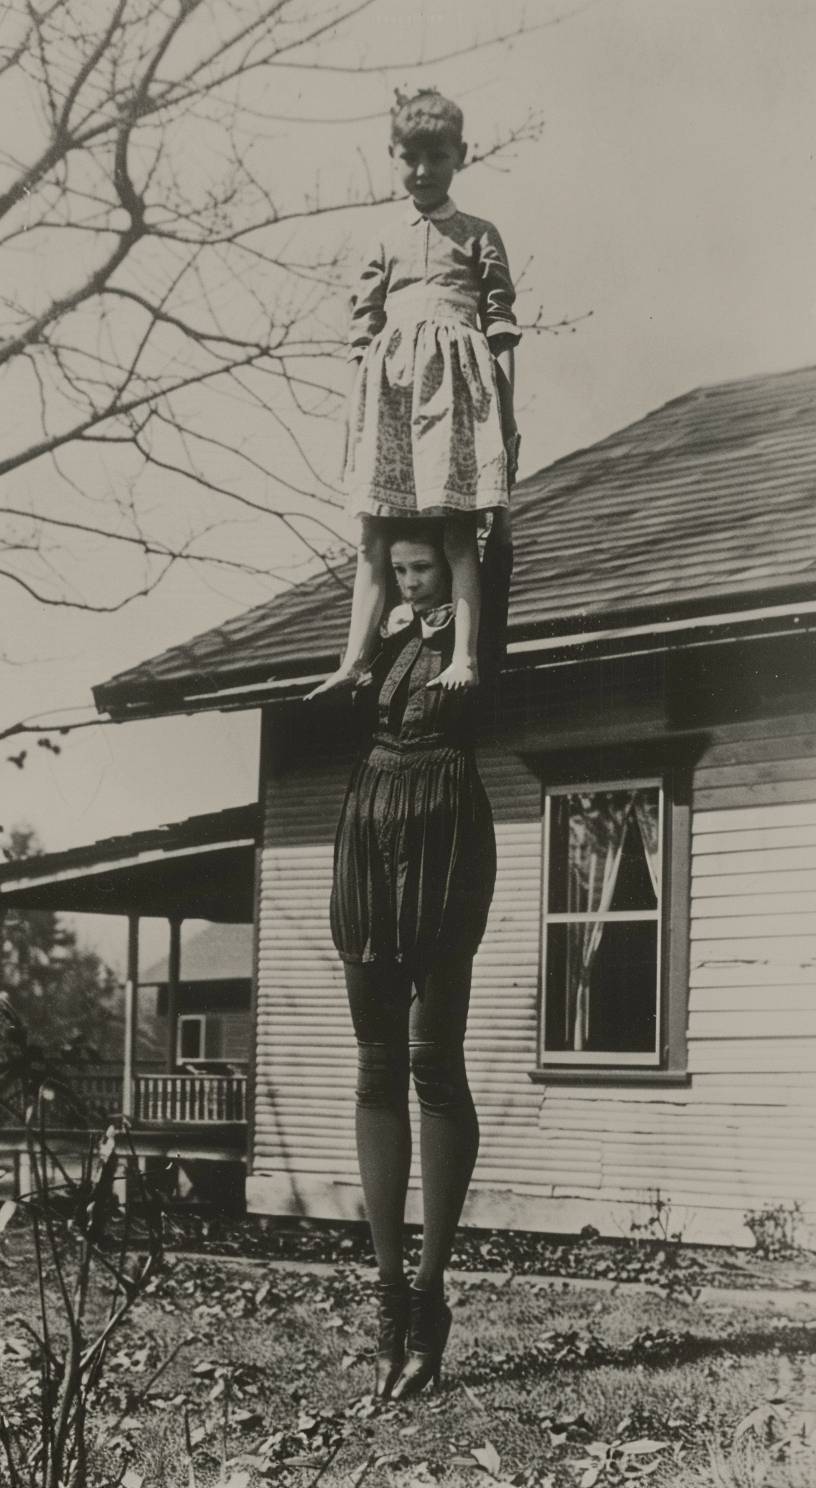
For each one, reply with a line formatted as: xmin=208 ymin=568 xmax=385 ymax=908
xmin=204 ymin=1018 xmax=223 ymax=1060
xmin=548 ymin=789 xmax=659 ymax=914
xmin=178 ymin=1017 xmax=203 ymax=1060
xmin=544 ymin=921 xmax=658 ymax=1054
xmin=543 ymin=784 xmax=662 ymax=1060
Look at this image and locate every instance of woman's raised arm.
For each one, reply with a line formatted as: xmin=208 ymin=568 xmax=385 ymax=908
xmin=477 ymin=508 xmax=514 ymax=685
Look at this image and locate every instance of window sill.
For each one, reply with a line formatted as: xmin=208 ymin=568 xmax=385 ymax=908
xmin=528 ymin=1068 xmax=691 ymax=1087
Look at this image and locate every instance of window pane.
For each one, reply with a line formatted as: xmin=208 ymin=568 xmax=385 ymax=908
xmin=544 ymin=920 xmax=658 ymax=1054
xmin=204 ymin=1018 xmax=223 ymax=1060
xmin=179 ymin=1019 xmax=202 ymax=1059
xmin=548 ymin=788 xmax=660 ymax=914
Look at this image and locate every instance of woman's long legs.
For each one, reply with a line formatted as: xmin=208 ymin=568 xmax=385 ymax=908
xmin=409 ymin=953 xmax=479 ymax=1290
xmin=344 ymin=953 xmax=479 ymax=1288
xmin=345 ymin=962 xmax=413 ymax=1283
xmin=389 ymin=952 xmax=477 ymax=1400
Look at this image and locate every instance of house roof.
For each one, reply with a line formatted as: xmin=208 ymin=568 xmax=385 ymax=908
xmin=0 ymin=805 xmax=258 ymax=920
xmin=94 ymin=364 xmax=816 ymax=718
xmin=142 ymin=922 xmax=253 ymax=985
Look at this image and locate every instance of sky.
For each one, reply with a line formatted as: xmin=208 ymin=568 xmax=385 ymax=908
xmin=2 ymin=0 xmax=815 ymax=972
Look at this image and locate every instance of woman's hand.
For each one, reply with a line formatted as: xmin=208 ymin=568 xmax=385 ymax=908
xmin=427 ymin=658 xmax=479 ymax=691
xmin=305 ymin=663 xmax=371 ymax=701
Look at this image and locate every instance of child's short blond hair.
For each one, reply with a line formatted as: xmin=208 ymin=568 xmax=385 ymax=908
xmin=390 ymin=88 xmax=464 ymax=147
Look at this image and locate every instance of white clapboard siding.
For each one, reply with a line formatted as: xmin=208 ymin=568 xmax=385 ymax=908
xmin=693 ymin=892 xmax=816 ymax=917
xmin=253 ymin=749 xmax=356 ymax=1177
xmin=691 ymin=1083 xmax=816 ymax=1109
xmin=694 ymin=824 xmax=816 ymax=853
xmin=695 ymin=799 xmax=816 ymax=832
xmin=689 ymin=1010 xmax=816 ymax=1039
xmin=694 ymin=869 xmax=816 ymax=898
xmin=691 ymin=984 xmax=816 ymax=1012
xmin=680 ymin=717 xmax=816 ymax=1218
xmin=532 ymin=1087 xmax=816 ymax=1206
xmin=693 ymin=846 xmax=816 ymax=875
xmin=692 ymin=913 xmax=816 ymax=939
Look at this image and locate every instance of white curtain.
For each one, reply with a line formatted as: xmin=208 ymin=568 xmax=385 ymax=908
xmin=563 ymin=791 xmax=659 ymax=1051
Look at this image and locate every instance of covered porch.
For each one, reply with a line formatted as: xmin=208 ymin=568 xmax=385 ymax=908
xmin=0 ymin=804 xmax=257 ymax=1148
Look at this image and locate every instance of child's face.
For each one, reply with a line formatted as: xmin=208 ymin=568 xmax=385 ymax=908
xmin=390 ymin=540 xmax=451 ymax=612
xmin=390 ymin=131 xmax=466 ymax=210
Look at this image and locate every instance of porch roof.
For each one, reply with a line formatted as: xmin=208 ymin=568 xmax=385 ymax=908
xmin=0 ymin=804 xmax=257 ymax=920
xmin=93 ymin=364 xmax=816 ymax=719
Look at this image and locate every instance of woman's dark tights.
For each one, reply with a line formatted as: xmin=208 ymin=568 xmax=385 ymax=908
xmin=344 ymin=954 xmax=479 ymax=1289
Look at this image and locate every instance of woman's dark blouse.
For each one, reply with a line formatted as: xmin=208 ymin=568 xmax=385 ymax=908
xmin=330 ymin=529 xmax=512 ymax=967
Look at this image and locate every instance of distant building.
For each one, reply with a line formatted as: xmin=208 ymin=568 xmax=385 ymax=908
xmin=143 ymin=922 xmax=253 ymax=1070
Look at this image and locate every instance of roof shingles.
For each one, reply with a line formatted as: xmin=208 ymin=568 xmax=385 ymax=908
xmin=94 ymin=365 xmax=816 ymax=713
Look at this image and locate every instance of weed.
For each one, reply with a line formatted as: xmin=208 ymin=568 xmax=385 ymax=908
xmin=743 ymin=1202 xmax=804 ymax=1260
xmin=627 ymin=1190 xmax=702 ymax=1302
xmin=703 ymin=1391 xmax=816 ymax=1488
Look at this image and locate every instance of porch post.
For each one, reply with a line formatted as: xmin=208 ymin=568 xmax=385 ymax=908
xmin=122 ymin=913 xmax=139 ymax=1118
xmin=166 ymin=916 xmax=182 ymax=1074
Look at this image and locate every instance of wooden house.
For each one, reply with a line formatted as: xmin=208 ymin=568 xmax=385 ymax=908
xmin=15 ymin=367 xmax=816 ymax=1244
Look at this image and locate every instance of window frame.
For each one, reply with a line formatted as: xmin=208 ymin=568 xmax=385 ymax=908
xmin=534 ymin=764 xmax=691 ymax=1079
xmin=174 ymin=1017 xmax=224 ymax=1065
xmin=540 ymin=775 xmax=664 ymax=1067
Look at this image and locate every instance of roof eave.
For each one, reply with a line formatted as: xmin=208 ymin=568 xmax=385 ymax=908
xmin=92 ymin=587 xmax=816 ymax=724
xmin=91 ymin=648 xmax=342 ymax=719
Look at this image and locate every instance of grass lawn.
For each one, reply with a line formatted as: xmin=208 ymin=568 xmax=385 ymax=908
xmin=1 ymin=1238 xmax=815 ymax=1488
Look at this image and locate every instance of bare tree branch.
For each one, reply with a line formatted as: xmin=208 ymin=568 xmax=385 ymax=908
xmin=1 ymin=503 xmax=327 ymax=583
xmin=0 ymin=0 xmax=585 ymax=621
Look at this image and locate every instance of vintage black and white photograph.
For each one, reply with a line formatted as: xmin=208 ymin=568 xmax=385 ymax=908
xmin=1 ymin=1 xmax=815 ymax=1484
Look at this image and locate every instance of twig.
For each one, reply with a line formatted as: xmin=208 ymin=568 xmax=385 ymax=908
xmin=183 ymin=1406 xmax=199 ymax=1488
xmin=6 ymin=1314 xmax=59 ymax=1371
xmin=0 ymin=1413 xmax=22 ymax=1488
xmin=221 ymin=1365 xmax=234 ymax=1476
xmin=307 ymin=1439 xmax=345 ymax=1486
xmin=105 ymin=1334 xmax=198 ymax=1441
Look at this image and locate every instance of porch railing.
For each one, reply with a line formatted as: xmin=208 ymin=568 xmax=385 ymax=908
xmin=69 ymin=1073 xmax=124 ymax=1115
xmin=6 ymin=1073 xmax=125 ymax=1126
xmin=135 ymin=1074 xmax=247 ymax=1124
xmin=62 ymin=1073 xmax=247 ymax=1125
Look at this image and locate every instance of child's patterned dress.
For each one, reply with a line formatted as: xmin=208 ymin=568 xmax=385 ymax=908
xmin=345 ymin=197 xmax=520 ymax=519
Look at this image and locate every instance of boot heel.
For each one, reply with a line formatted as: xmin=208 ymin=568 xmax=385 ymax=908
xmin=374 ymin=1278 xmax=411 ymax=1402
xmin=390 ymin=1286 xmax=452 ymax=1401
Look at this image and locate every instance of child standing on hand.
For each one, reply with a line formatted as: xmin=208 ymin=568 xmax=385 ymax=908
xmin=310 ymin=88 xmax=520 ymax=698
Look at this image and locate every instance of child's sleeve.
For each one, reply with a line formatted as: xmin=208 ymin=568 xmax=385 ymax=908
xmin=477 ymin=223 xmax=522 ymax=353
xmin=348 ymin=235 xmax=388 ymax=361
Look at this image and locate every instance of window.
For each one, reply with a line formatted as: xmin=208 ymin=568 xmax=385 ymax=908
xmin=540 ymin=780 xmax=665 ymax=1066
xmin=177 ymin=1015 xmax=223 ymax=1063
